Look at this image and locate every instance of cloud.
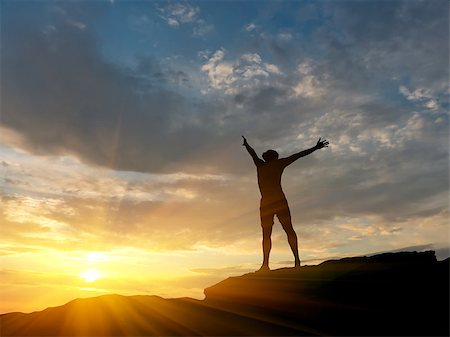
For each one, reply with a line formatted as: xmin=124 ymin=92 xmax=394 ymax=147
xmin=321 ymin=0 xmax=448 ymax=93
xmin=201 ymin=49 xmax=283 ymax=95
xmin=158 ymin=3 xmax=213 ymax=36
xmin=277 ymin=32 xmax=292 ymax=41
xmin=193 ymin=20 xmax=214 ymax=37
xmin=0 ymin=142 xmax=257 ymax=251
xmin=167 ymin=18 xmax=179 ymax=27
xmin=1 ymin=8 xmax=226 ymax=174
xmin=244 ymin=23 xmax=258 ymax=32
xmin=66 ymin=19 xmax=87 ymax=30
xmin=200 ymin=49 xmax=235 ymax=90
xmin=290 ymin=61 xmax=327 ymax=98
xmin=4 ymin=1 xmax=446 ymax=178
xmin=164 ymin=3 xmax=199 ymax=24
xmin=399 ymin=85 xmax=439 ymax=111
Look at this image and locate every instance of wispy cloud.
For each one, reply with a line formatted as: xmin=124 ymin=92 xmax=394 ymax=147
xmin=244 ymin=22 xmax=258 ymax=32
xmin=66 ymin=19 xmax=87 ymax=30
xmin=399 ymin=85 xmax=439 ymax=111
xmin=158 ymin=3 xmax=213 ymax=36
xmin=277 ymin=32 xmax=292 ymax=41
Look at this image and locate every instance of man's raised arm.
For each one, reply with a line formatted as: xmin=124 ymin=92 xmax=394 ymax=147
xmin=242 ymin=136 xmax=264 ymax=166
xmin=282 ymin=138 xmax=329 ymax=167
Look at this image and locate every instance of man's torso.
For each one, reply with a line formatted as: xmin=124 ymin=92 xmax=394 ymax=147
xmin=257 ymin=160 xmax=286 ymax=201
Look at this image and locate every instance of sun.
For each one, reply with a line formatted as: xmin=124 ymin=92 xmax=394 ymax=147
xmin=80 ymin=269 xmax=101 ymax=283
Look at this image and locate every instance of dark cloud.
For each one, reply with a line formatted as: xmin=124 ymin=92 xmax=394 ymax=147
xmin=321 ymin=0 xmax=448 ymax=89
xmin=1 ymin=4 xmax=226 ymax=174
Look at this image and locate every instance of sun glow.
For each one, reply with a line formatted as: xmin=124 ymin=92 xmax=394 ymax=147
xmin=80 ymin=269 xmax=101 ymax=283
xmin=85 ymin=252 xmax=109 ymax=263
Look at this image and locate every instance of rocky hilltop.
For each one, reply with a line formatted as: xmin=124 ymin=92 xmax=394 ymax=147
xmin=1 ymin=251 xmax=448 ymax=336
xmin=204 ymin=250 xmax=449 ymax=335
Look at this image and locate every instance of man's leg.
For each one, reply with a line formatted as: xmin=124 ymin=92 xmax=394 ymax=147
xmin=260 ymin=207 xmax=274 ymax=270
xmin=261 ymin=225 xmax=273 ymax=269
xmin=278 ymin=207 xmax=301 ymax=267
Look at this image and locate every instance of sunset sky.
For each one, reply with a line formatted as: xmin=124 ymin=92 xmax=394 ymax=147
xmin=1 ymin=0 xmax=449 ymax=313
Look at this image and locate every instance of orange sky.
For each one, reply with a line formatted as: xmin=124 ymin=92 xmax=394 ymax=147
xmin=1 ymin=141 xmax=448 ymax=313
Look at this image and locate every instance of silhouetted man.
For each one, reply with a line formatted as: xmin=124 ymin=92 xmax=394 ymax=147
xmin=243 ymin=136 xmax=329 ymax=271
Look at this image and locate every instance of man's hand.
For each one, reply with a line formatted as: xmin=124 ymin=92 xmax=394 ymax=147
xmin=242 ymin=136 xmax=248 ymax=146
xmin=316 ymin=138 xmax=329 ymax=149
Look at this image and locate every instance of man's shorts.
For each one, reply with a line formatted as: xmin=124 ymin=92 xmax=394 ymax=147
xmin=260 ymin=197 xmax=292 ymax=229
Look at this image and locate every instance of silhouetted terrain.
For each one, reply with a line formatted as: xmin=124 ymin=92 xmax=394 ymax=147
xmin=1 ymin=251 xmax=448 ymax=336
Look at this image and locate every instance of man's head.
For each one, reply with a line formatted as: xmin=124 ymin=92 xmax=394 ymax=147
xmin=262 ymin=150 xmax=279 ymax=162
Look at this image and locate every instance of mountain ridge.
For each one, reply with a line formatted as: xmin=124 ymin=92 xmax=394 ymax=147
xmin=1 ymin=251 xmax=448 ymax=336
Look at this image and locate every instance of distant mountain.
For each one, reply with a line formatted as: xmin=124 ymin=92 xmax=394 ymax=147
xmin=1 ymin=251 xmax=448 ymax=336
